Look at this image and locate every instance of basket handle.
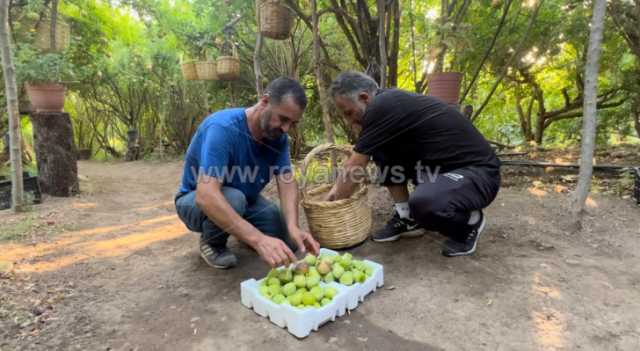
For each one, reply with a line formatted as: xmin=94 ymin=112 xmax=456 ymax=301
xmin=300 ymin=143 xmax=354 ymax=199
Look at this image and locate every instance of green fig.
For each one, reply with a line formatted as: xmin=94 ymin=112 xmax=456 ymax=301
xmin=259 ymin=285 xmax=271 ymax=298
xmin=310 ymin=286 xmax=324 ymax=300
xmin=273 ymin=294 xmax=286 ymax=304
xmin=340 ymin=271 xmax=354 ymax=286
xmin=365 ymin=265 xmax=374 ymax=277
xmin=293 ymin=274 xmax=306 ymax=288
xmin=321 ymin=298 xmax=331 ymax=306
xmin=278 ymin=269 xmax=293 ymax=283
xmin=283 ymin=282 xmax=297 ymax=296
xmin=314 ymin=303 xmax=321 ymax=308
xmin=306 ymin=275 xmax=320 ymax=289
xmin=324 ymin=287 xmax=338 ymax=299
xmin=288 ymin=293 xmax=302 ymax=306
xmin=296 ymin=287 xmax=308 ymax=295
xmin=332 ymin=263 xmax=345 ymax=279
xmin=267 ymin=268 xmax=278 ymax=279
xmin=353 ymin=269 xmax=366 ymax=283
xmin=268 ymin=284 xmax=281 ymax=296
xmin=268 ymin=277 xmax=281 ymax=287
xmin=304 ymin=254 xmax=317 ymax=266
xmin=352 ymin=260 xmax=364 ymax=271
xmin=340 ymin=253 xmax=352 ymax=268
xmin=323 ymin=272 xmax=335 ymax=283
xmin=302 ymin=292 xmax=316 ymax=306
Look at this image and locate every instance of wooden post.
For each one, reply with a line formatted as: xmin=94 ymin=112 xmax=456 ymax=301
xmin=29 ymin=112 xmax=79 ymax=196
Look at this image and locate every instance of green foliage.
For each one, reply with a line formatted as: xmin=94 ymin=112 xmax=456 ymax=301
xmin=14 ymin=46 xmax=78 ymax=84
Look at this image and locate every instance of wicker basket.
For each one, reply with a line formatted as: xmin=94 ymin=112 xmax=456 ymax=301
xmin=181 ymin=61 xmax=198 ymax=81
xmin=195 ymin=60 xmax=218 ymax=80
xmin=301 ymin=144 xmax=372 ymax=249
xmin=216 ymin=46 xmax=240 ymax=81
xmin=34 ymin=19 xmax=70 ymax=52
xmin=259 ymin=0 xmax=294 ymax=40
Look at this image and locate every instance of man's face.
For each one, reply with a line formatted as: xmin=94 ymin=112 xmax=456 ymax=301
xmin=259 ymin=96 xmax=303 ymax=140
xmin=334 ymin=93 xmax=369 ymax=131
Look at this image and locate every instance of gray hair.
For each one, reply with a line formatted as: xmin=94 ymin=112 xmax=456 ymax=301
xmin=329 ymin=71 xmax=378 ymax=101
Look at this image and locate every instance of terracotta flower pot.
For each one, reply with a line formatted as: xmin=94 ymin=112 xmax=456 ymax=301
xmin=427 ymin=72 xmax=463 ymax=105
xmin=25 ymin=83 xmax=66 ymax=113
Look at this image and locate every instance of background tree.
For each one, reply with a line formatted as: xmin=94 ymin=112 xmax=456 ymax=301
xmin=573 ymin=0 xmax=607 ymax=226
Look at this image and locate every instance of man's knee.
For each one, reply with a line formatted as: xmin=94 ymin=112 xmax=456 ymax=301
xmin=221 ymin=187 xmax=248 ymax=215
xmin=408 ymin=189 xmax=450 ymax=220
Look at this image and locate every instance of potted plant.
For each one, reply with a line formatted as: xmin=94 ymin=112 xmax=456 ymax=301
xmin=16 ymin=46 xmax=75 ymax=113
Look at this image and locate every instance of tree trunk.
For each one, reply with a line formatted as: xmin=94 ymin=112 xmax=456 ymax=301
xmin=633 ymin=100 xmax=640 ymax=138
xmin=311 ymin=0 xmax=336 ymax=174
xmin=253 ymin=0 xmax=264 ymax=96
xmin=377 ymin=0 xmax=387 ymax=88
xmin=30 ymin=112 xmax=79 ymax=196
xmin=433 ymin=0 xmax=449 ymax=74
xmin=573 ymin=0 xmax=607 ymax=227
xmin=50 ymin=0 xmax=58 ymax=51
xmin=0 ymin=0 xmax=25 ymax=212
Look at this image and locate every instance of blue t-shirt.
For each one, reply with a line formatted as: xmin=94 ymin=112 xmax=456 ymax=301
xmin=178 ymin=108 xmax=292 ymax=203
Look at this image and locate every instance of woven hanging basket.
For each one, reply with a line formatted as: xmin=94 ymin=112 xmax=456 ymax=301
xmin=34 ymin=19 xmax=70 ymax=52
xmin=216 ymin=46 xmax=240 ymax=81
xmin=195 ymin=60 xmax=218 ymax=80
xmin=181 ymin=61 xmax=198 ymax=81
xmin=301 ymin=144 xmax=372 ymax=249
xmin=259 ymin=0 xmax=294 ymax=40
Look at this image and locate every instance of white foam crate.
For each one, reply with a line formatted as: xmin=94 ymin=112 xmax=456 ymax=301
xmin=240 ymin=248 xmax=384 ymax=338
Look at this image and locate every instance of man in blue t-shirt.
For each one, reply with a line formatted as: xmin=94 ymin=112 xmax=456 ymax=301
xmin=175 ymin=78 xmax=320 ymax=269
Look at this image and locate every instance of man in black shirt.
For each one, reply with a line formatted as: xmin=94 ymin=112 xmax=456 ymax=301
xmin=326 ymin=71 xmax=500 ymax=257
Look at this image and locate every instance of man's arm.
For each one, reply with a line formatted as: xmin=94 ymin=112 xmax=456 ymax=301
xmin=195 ymin=175 xmax=297 ymax=267
xmin=276 ymin=173 xmax=320 ymax=255
xmin=326 ymin=152 xmax=370 ymax=201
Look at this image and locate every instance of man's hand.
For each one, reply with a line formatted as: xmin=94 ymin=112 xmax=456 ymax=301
xmin=324 ymin=185 xmax=338 ymax=202
xmin=254 ymin=235 xmax=298 ymax=268
xmin=289 ymin=227 xmax=320 ymax=256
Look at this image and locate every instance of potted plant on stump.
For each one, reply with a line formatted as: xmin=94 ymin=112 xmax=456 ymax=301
xmin=16 ymin=47 xmax=74 ymax=113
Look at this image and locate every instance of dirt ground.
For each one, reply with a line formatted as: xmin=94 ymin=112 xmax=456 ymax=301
xmin=1 ymin=159 xmax=640 ymax=351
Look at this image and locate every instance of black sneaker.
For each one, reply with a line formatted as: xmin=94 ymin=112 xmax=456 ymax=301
xmin=200 ymin=239 xmax=238 ymax=269
xmin=441 ymin=211 xmax=486 ymax=257
xmin=372 ymin=212 xmax=422 ymax=242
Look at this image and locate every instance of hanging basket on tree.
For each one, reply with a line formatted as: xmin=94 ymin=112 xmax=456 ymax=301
xmin=34 ymin=19 xmax=70 ymax=53
xmin=259 ymin=0 xmax=294 ymax=40
xmin=300 ymin=144 xmax=372 ymax=249
xmin=181 ymin=60 xmax=198 ymax=80
xmin=216 ymin=46 xmax=240 ymax=81
xmin=195 ymin=60 xmax=218 ymax=80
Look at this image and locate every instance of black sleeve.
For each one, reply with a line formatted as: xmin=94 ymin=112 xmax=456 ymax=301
xmin=354 ymin=91 xmax=409 ymax=155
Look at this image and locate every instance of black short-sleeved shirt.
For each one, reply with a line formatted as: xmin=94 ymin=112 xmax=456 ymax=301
xmin=354 ymin=89 xmax=499 ymax=173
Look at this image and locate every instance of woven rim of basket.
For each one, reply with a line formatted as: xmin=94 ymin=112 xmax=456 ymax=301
xmin=301 ymin=183 xmax=368 ymax=209
xmin=300 ymin=143 xmax=369 ymax=208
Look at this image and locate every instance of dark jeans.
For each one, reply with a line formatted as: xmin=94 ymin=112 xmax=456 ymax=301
xmin=408 ymin=164 xmax=501 ymax=241
xmin=175 ymin=187 xmax=294 ymax=250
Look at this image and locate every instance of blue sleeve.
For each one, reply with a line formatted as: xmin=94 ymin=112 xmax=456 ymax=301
xmin=273 ymin=136 xmax=292 ymax=175
xmin=199 ymin=125 xmax=231 ymax=179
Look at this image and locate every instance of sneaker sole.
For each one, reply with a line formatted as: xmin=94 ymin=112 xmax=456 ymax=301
xmin=443 ymin=216 xmax=486 ymax=257
xmin=372 ymin=228 xmax=425 ymax=242
xmin=200 ymin=252 xmax=236 ymax=269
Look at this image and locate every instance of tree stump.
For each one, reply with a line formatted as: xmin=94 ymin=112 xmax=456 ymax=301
xmin=29 ymin=112 xmax=79 ymax=196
